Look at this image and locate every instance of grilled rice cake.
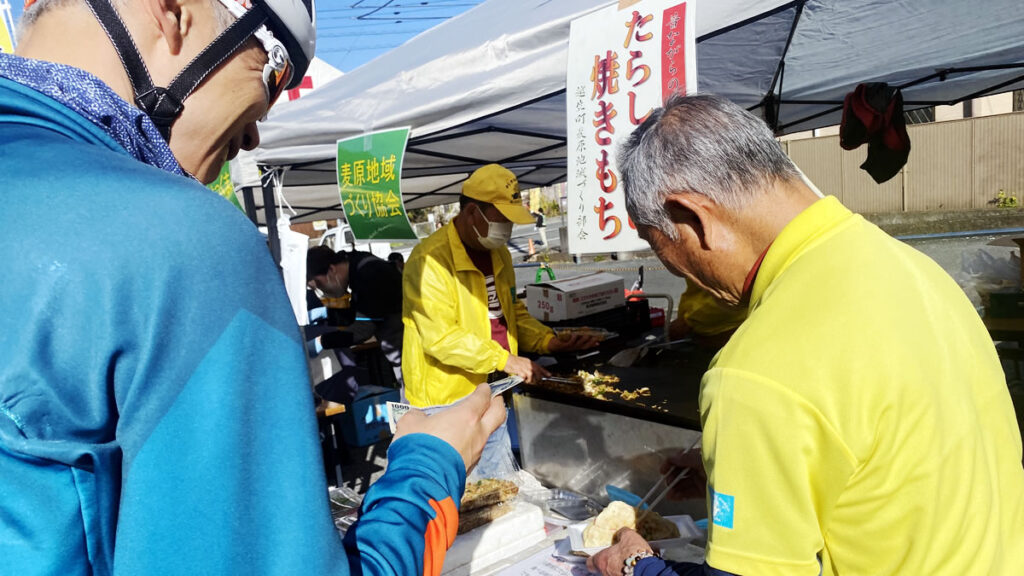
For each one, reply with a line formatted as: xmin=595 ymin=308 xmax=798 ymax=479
xmin=582 ymin=500 xmax=635 ymax=547
xmin=457 ymin=500 xmax=515 ymax=534
xmin=461 ymin=478 xmax=519 ymax=512
xmin=581 ymin=501 xmax=680 ymax=546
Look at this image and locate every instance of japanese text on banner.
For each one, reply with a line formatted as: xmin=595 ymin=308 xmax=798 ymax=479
xmin=336 ymin=128 xmax=417 ymax=241
xmin=566 ymin=0 xmax=697 ymax=255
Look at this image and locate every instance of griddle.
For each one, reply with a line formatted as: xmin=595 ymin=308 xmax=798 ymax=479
xmin=518 ymin=348 xmax=717 ymax=430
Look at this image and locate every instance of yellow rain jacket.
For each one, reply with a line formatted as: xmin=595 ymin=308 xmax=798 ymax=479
xmin=402 ymin=222 xmax=555 ymax=406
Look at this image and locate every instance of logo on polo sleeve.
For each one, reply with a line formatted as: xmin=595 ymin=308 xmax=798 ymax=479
xmin=711 ymin=489 xmax=735 ymax=529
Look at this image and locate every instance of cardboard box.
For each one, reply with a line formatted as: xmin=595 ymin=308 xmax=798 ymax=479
xmin=526 ymin=272 xmax=625 ymax=322
xmin=338 ymin=385 xmax=400 ymax=447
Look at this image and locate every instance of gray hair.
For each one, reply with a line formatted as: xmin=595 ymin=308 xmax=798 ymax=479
xmin=619 ymin=93 xmax=801 ymax=239
xmin=19 ymin=0 xmax=101 ymax=31
xmin=19 ymin=0 xmax=235 ymax=39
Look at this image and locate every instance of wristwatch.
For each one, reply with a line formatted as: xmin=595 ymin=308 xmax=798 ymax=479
xmin=623 ymin=550 xmax=659 ymax=576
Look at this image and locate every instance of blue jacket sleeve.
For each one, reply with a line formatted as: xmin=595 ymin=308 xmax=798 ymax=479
xmin=344 ymin=434 xmax=465 ymax=576
xmin=635 ymin=559 xmax=738 ymax=576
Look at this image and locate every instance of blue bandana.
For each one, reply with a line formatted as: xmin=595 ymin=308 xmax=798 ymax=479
xmin=0 ymin=53 xmax=186 ymax=177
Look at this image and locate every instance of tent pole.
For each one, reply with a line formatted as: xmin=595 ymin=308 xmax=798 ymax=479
xmin=404 ymin=147 xmax=484 ymax=165
xmin=955 ymin=71 xmax=1024 ymax=103
xmin=776 ymin=67 xmax=1024 ymax=132
xmin=241 ymin=186 xmax=259 ymax=225
xmin=542 ymin=174 xmax=567 ymax=187
xmin=760 ymin=0 xmax=805 ymax=131
xmin=291 ymin=204 xmax=343 ymax=221
xmin=260 ymin=165 xmax=282 ymax=269
xmin=500 ymin=141 xmax=566 ymax=164
xmin=405 ymin=192 xmax=461 ymax=203
xmin=410 ymin=89 xmax=568 ymax=142
xmin=697 ymin=0 xmax=803 ymax=42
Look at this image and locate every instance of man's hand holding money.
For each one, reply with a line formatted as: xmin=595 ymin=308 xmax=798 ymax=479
xmin=392 ymin=384 xmax=507 ymax=474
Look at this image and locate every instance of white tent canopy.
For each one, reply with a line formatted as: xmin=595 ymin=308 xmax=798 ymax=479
xmin=251 ymin=0 xmax=1024 ymax=223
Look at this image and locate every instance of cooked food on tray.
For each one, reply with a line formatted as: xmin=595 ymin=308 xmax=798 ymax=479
xmin=540 ymin=369 xmax=652 ymax=403
xmin=576 ymin=370 xmax=621 ymax=399
xmin=554 ymin=326 xmax=617 ymax=342
xmin=458 ymin=478 xmax=520 ymax=534
xmin=461 ymin=478 xmax=519 ymax=511
xmin=620 ymin=387 xmax=651 ymax=401
xmin=581 ymin=500 xmax=681 ymax=547
xmin=637 ymin=510 xmax=681 ymax=541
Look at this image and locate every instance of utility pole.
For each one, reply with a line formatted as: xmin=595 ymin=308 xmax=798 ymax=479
xmin=0 ymin=0 xmax=16 ymax=54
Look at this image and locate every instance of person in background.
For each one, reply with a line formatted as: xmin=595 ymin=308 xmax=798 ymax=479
xmin=533 ymin=206 xmax=548 ymax=248
xmin=0 ymin=1 xmax=502 ymax=574
xmin=307 ymin=246 xmax=405 ymax=400
xmin=304 ymin=284 xmax=372 ymax=407
xmin=387 ymin=251 xmax=405 ymax=273
xmin=587 ymin=94 xmax=1024 ymax=576
xmin=667 ymin=282 xmax=747 ymax=348
xmin=402 ymin=164 xmax=598 ymax=473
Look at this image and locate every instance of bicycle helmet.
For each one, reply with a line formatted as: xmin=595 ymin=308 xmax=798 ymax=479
xmin=260 ymin=0 xmax=316 ymax=89
xmin=81 ymin=0 xmax=316 ymax=140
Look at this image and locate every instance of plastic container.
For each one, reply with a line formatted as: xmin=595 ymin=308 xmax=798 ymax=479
xmin=520 ymin=488 xmax=602 ymax=526
xmin=328 ymin=485 xmax=363 ymax=535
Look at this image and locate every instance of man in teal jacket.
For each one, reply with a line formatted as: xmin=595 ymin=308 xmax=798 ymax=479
xmin=0 ymin=1 xmax=503 ymax=574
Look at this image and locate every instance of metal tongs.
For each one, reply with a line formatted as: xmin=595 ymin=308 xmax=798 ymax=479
xmin=540 ymin=376 xmax=579 ymax=385
xmin=633 ymin=436 xmax=702 ymax=523
xmin=609 ymin=336 xmax=693 ymax=368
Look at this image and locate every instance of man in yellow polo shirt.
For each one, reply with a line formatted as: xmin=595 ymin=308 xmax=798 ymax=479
xmin=668 ymin=282 xmax=747 ymax=348
xmin=402 ymin=164 xmax=597 ymax=473
xmin=587 ymin=94 xmax=1024 ymax=576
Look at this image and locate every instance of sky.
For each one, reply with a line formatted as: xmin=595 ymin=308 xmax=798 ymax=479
xmin=4 ymin=0 xmax=485 ymax=73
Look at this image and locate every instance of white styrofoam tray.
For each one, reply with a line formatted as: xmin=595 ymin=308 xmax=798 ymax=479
xmin=441 ymin=501 xmax=546 ymax=576
xmin=567 ymin=515 xmax=702 ymax=556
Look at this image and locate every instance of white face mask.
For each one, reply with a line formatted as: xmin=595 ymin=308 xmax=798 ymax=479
xmin=473 ymin=204 xmax=513 ymax=250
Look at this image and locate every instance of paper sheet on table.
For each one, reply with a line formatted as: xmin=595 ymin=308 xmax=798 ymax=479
xmin=494 ymin=538 xmax=588 ymax=576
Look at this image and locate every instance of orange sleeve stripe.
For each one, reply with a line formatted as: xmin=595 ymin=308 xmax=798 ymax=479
xmin=422 ymin=497 xmax=459 ymax=576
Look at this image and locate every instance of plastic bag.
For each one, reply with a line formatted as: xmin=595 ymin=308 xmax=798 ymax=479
xmin=955 ymin=248 xmax=1021 ymax=313
xmin=419 ymin=400 xmax=520 ymax=483
xmin=466 ymin=413 xmax=521 ymax=482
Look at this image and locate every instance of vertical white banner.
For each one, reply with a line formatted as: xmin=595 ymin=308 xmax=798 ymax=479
xmin=567 ymin=0 xmax=697 ymax=254
xmin=277 ymin=214 xmax=311 ymax=326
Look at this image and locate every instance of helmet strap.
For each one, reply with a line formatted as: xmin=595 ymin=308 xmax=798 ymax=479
xmin=82 ymin=0 xmax=269 ymax=141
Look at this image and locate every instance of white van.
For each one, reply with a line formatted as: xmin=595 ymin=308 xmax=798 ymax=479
xmin=317 ymin=223 xmax=416 ymax=261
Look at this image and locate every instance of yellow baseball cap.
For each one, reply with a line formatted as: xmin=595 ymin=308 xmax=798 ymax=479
xmin=462 ymin=164 xmax=534 ymax=224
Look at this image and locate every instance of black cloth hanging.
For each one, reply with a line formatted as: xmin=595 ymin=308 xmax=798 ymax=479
xmin=839 ymin=83 xmax=911 ymax=184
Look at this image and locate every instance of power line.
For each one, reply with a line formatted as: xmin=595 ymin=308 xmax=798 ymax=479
xmin=319 ymin=43 xmax=419 ymax=53
xmin=316 ymin=1 xmax=483 ymax=18
xmin=319 ymin=28 xmax=430 ymax=36
xmin=318 ymin=2 xmax=480 ymax=12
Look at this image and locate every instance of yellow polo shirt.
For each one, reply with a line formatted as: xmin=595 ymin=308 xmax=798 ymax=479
xmin=676 ymin=283 xmax=747 ymax=336
xmin=701 ymin=196 xmax=1024 ymax=575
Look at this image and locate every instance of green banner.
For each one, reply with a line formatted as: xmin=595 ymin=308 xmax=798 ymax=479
xmin=207 ymin=161 xmax=243 ymax=211
xmin=336 ymin=128 xmax=417 ymax=241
